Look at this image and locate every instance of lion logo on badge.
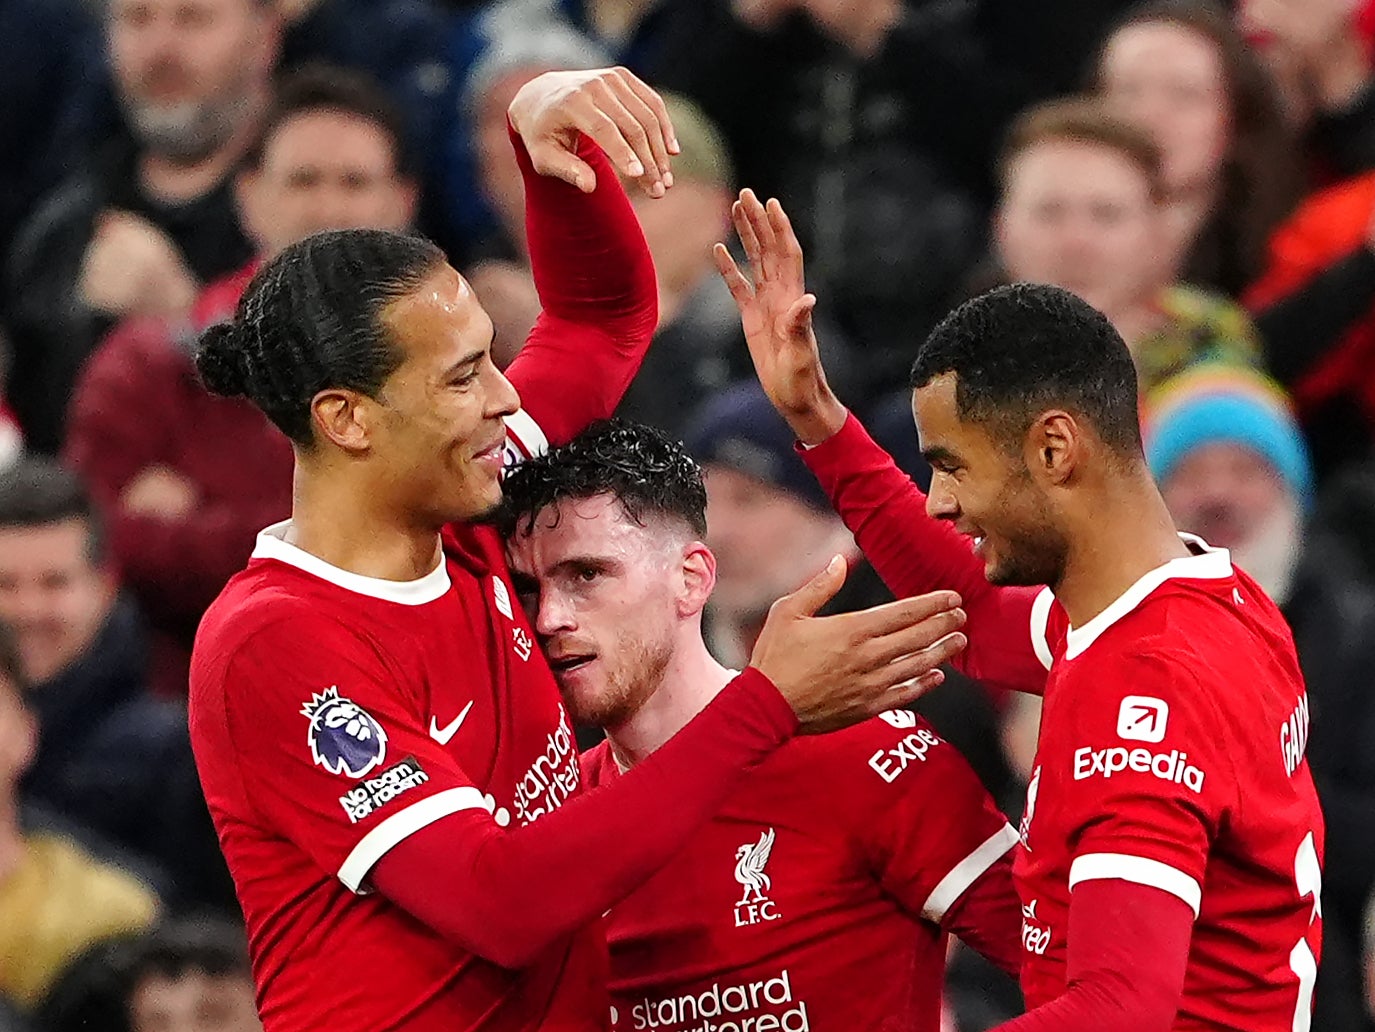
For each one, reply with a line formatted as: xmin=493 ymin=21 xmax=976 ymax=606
xmin=302 ymin=687 xmax=388 ymax=779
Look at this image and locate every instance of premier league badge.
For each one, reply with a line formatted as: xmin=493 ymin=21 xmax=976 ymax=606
xmin=302 ymin=687 xmax=388 ymax=778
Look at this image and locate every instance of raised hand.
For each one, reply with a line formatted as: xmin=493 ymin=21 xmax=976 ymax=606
xmin=508 ymin=67 xmax=679 ymax=198
xmin=749 ymin=555 xmax=967 ymax=734
xmin=714 ymin=189 xmax=847 ymax=445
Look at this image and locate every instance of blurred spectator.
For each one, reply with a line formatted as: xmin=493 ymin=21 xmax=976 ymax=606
xmin=123 ymin=918 xmax=260 ymax=1032
xmin=0 ymin=617 xmax=159 ymax=1013
xmin=5 ymin=0 xmax=282 ymax=453
xmin=0 ymin=460 xmax=227 ymax=908
xmin=685 ymin=381 xmax=865 ymax=667
xmin=644 ymin=0 xmax=1033 ymax=397
xmin=989 ymin=97 xmax=1266 ymax=395
xmin=1246 ymin=168 xmax=1375 ymax=478
xmin=0 ymin=0 xmax=100 ymax=286
xmin=1144 ymin=365 xmax=1375 ymax=1029
xmin=616 ymin=93 xmax=853 ymax=436
xmin=458 ymin=20 xmax=608 ymax=355
xmin=36 ymin=916 xmax=259 ymax=1032
xmin=1241 ymin=0 xmax=1375 ymax=175
xmin=0 ymin=998 xmax=26 ymax=1032
xmin=64 ymin=65 xmax=417 ymax=699
xmin=1092 ymin=0 xmax=1298 ymax=298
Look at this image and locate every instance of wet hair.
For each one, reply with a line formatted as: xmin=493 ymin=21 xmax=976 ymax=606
xmin=911 ymin=283 xmax=1143 ymax=456
xmin=0 ymin=458 xmax=105 ymax=564
xmin=245 ymin=63 xmax=416 ymax=179
xmin=196 ymin=228 xmax=446 ymax=445
xmin=1092 ymin=0 xmax=1297 ymax=292
xmin=499 ymin=420 xmax=709 ymax=539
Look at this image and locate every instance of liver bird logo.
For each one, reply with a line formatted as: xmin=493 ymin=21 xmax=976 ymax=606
xmin=734 ymin=828 xmax=776 ymax=905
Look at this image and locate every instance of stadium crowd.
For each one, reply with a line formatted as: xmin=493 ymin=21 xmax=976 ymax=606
xmin=0 ymin=0 xmax=1374 ymax=1028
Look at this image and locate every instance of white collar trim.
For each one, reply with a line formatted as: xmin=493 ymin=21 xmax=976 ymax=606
xmin=1062 ymin=533 xmax=1232 ymax=660
xmin=251 ymin=520 xmax=450 ymax=605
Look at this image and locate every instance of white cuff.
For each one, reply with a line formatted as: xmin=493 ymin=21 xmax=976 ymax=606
xmin=1029 ymin=588 xmax=1055 ymax=672
xmin=338 ymin=787 xmax=489 ymax=893
xmin=1068 ymin=852 xmax=1202 ymax=917
xmin=922 ymin=824 xmax=1019 ymax=922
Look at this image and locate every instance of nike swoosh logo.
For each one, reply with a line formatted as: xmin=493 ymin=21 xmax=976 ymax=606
xmin=429 ymin=700 xmax=474 ymax=745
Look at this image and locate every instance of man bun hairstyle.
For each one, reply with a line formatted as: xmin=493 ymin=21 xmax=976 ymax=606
xmin=195 ymin=228 xmax=446 ymax=445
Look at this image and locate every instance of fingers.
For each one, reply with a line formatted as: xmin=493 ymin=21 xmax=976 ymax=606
xmin=739 ymin=189 xmax=780 ymax=282
xmin=873 ymin=667 xmax=949 ymax=715
xmin=861 ymin=606 xmax=967 ymax=667
xmin=771 ymin=554 xmax=847 ymax=619
xmin=766 ymin=198 xmax=806 ymax=293
xmin=575 ymin=83 xmax=662 ymax=196
xmin=603 ymin=70 xmax=672 ymax=192
xmin=714 ymin=243 xmax=755 ymax=310
xmin=840 ymin=590 xmax=964 ymax=641
xmin=619 ymin=69 xmax=679 ymax=158
xmin=732 ymin=196 xmax=765 ymax=272
xmin=531 ymin=145 xmax=600 ymax=193
xmin=864 ymin=632 xmax=967 ymax=696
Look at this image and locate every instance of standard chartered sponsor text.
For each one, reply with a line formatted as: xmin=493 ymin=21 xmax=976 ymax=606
xmin=628 ymin=970 xmax=810 ymax=1032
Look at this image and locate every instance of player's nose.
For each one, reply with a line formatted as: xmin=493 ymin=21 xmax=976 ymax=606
xmin=926 ymin=481 xmax=959 ymax=521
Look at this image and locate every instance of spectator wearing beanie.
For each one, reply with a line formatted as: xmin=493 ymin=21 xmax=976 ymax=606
xmin=1146 ymin=365 xmax=1375 ymax=1031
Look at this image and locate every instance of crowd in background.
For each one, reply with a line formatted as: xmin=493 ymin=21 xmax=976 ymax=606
xmin=2 ymin=0 xmax=1375 ymax=1028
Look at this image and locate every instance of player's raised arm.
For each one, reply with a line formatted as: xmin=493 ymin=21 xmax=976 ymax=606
xmin=716 ymin=191 xmax=1049 ymax=695
xmin=500 ymin=69 xmax=669 ymax=452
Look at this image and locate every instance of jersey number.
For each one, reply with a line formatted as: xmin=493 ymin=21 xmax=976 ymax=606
xmin=1289 ymin=832 xmax=1321 ymax=1032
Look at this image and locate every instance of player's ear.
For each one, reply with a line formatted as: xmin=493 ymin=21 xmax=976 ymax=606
xmin=1026 ymin=410 xmax=1078 ymax=486
xmin=312 ymin=389 xmax=376 ymax=454
xmin=678 ymin=541 xmax=717 ymax=619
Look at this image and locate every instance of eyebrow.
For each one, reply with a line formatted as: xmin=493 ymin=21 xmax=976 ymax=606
xmin=442 ymin=347 xmax=486 ymax=380
xmin=921 ymin=445 xmax=961 ymax=467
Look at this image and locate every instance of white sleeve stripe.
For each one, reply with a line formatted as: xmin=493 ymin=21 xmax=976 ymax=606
xmin=1068 ymin=852 xmax=1202 ymax=917
xmin=1029 ymin=587 xmax=1055 ymax=671
xmin=922 ymin=824 xmax=1019 ymax=923
xmin=504 ymin=409 xmax=549 ymax=461
xmin=338 ymin=787 xmax=489 ymax=893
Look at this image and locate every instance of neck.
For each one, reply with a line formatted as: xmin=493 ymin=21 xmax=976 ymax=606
xmin=1054 ymin=465 xmax=1190 ymax=629
xmin=138 ymin=91 xmax=267 ymax=205
xmin=606 ymin=631 xmax=734 ymax=769
xmin=656 ymin=268 xmax=706 ymax=327
xmin=1109 ymin=293 xmax=1168 ymax=351
xmin=288 ymin=460 xmax=443 ymax=581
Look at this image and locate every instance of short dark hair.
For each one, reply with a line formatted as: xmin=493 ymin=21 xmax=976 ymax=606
xmin=0 ymin=458 xmax=106 ymax=564
xmin=246 ymin=63 xmax=416 ymax=179
xmin=911 ymin=283 xmax=1143 ymax=455
xmin=196 ymin=228 xmax=446 ymax=445
xmin=128 ymin=917 xmax=252 ymax=984
xmin=500 ymin=421 xmax=709 ymax=539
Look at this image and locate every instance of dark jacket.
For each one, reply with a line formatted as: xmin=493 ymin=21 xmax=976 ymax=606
xmin=4 ymin=138 xmax=252 ymax=453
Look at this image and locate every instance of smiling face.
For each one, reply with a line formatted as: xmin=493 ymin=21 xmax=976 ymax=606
xmin=506 ymin=494 xmax=713 ymax=730
xmin=355 ymin=265 xmax=518 ymax=524
xmin=913 ymin=374 xmax=1070 ymax=588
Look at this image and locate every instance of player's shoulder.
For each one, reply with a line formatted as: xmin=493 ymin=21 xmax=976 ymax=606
xmin=780 ymin=710 xmax=957 ymax=789
xmin=195 ymin=560 xmax=374 ymax=670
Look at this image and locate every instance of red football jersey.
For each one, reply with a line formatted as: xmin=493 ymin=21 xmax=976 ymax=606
xmin=190 ymin=514 xmax=606 ymax=1032
xmin=584 ymin=711 xmax=1017 ymax=1032
xmin=1016 ymin=539 xmax=1325 ymax=1030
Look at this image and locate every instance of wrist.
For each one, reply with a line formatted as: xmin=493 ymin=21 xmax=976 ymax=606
xmin=787 ymin=392 xmax=848 ymax=447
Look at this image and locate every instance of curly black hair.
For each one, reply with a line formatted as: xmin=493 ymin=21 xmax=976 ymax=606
xmin=499 ymin=420 xmax=708 ymax=539
xmin=911 ymin=283 xmax=1142 ymax=456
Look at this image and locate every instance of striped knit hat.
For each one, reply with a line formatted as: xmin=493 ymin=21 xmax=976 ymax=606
xmin=1143 ymin=364 xmax=1313 ymax=508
